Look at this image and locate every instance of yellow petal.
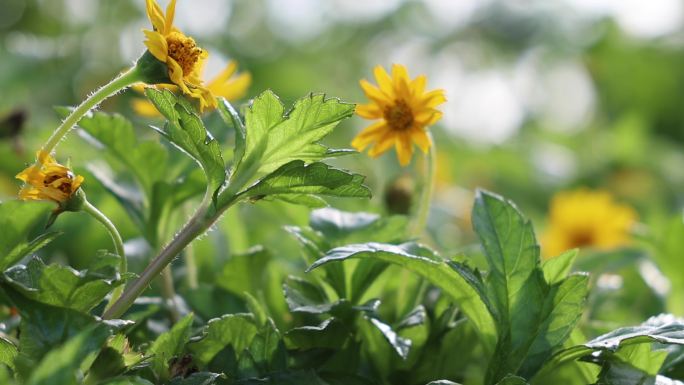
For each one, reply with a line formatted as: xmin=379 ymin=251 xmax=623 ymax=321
xmin=421 ymin=89 xmax=447 ymax=108
xmin=210 ymin=72 xmax=251 ymax=101
xmin=395 ymin=132 xmax=414 ymax=166
xmin=132 ymin=98 xmax=162 ymax=117
xmin=359 ymin=79 xmax=390 ymax=107
xmin=72 ymin=175 xmax=84 ymax=191
xmin=351 ymin=121 xmax=388 ymax=151
xmin=167 ymin=58 xmax=190 ymax=94
xmin=410 ymin=129 xmax=431 ymax=153
xmin=143 ymin=30 xmax=168 ymax=62
xmin=355 ymin=103 xmax=383 ymax=119
xmin=391 ymin=64 xmax=411 ymax=100
xmin=368 ymin=130 xmax=396 ymax=158
xmin=373 ymin=65 xmax=394 ymax=97
xmin=414 ymin=109 xmax=443 ymax=126
xmin=145 ymin=0 xmax=166 ymax=32
xmin=209 ymin=61 xmax=238 ymax=86
xmin=164 ymin=0 xmax=177 ymax=35
xmin=410 ymin=75 xmax=427 ymax=97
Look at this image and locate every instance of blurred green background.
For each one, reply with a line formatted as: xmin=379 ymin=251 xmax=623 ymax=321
xmin=2 ymin=0 xmax=684 ymax=332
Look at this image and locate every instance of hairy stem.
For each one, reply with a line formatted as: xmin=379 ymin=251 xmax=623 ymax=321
xmin=82 ymin=200 xmax=127 ymax=312
xmin=41 ymin=66 xmax=142 ymax=155
xmin=410 ymin=132 xmax=437 ymax=237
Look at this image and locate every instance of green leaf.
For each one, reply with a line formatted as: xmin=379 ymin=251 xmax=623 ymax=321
xmin=307 ymin=242 xmax=498 ymax=349
xmin=238 ymin=160 xmax=370 ymax=204
xmin=3 ymin=257 xmax=121 ymax=312
xmin=542 ymin=249 xmax=579 ymax=285
xmin=426 ymin=381 xmax=460 ymax=385
xmin=284 ymin=318 xmax=350 ymax=350
xmin=145 ymin=88 xmax=226 ymax=199
xmin=309 ymin=208 xmax=408 ymax=245
xmin=215 ymin=246 xmax=272 ymax=298
xmin=593 ymin=360 xmax=683 ymax=385
xmin=216 ymin=97 xmax=246 ymax=170
xmin=472 ymin=190 xmax=588 ymax=383
xmin=189 ymin=313 xmax=258 ymax=366
xmin=495 ymin=375 xmax=529 ymax=384
xmin=147 ymin=313 xmax=194 ymax=382
xmin=614 ymin=344 xmax=668 ymax=376
xmin=283 ymin=275 xmax=331 ymax=314
xmin=538 ymin=314 xmax=684 ymax=379
xmin=0 ymin=337 xmax=17 ymax=370
xmin=98 ymin=377 xmax=155 ymax=385
xmin=73 ymin=110 xmax=168 ymax=196
xmin=26 ymin=324 xmax=111 ymax=385
xmin=0 ymin=201 xmax=54 ymax=270
xmin=237 ymin=91 xmax=355 ymax=177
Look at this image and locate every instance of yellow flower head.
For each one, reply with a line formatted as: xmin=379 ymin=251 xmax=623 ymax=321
xmin=15 ymin=151 xmax=84 ymax=204
xmin=143 ymin=0 xmax=215 ymax=111
xmin=132 ymin=60 xmax=251 ymax=117
xmin=542 ymin=188 xmax=637 ymax=258
xmin=352 ymin=64 xmax=446 ymax=166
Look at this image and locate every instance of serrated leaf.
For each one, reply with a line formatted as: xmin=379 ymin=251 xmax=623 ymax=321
xmin=145 ymin=88 xmax=225 ymax=199
xmin=307 ymin=242 xmax=498 ymax=349
xmin=189 ymin=314 xmax=258 ymax=366
xmin=3 ymin=257 xmax=121 ymax=312
xmin=237 ymin=160 xmax=370 ymax=205
xmin=310 ymin=208 xmax=408 ymax=245
xmin=495 ymin=375 xmax=529 ymax=385
xmin=283 ymin=275 xmax=330 ymax=314
xmin=26 ymin=324 xmax=111 ymax=385
xmin=426 ymin=381 xmax=460 ymax=385
xmin=366 ymin=316 xmax=412 ymax=359
xmin=284 ymin=318 xmax=350 ymax=350
xmin=237 ymin=91 xmax=354 ymax=177
xmin=593 ymin=360 xmax=683 ymax=385
xmin=99 ymin=377 xmax=154 ymax=385
xmin=148 ymin=313 xmax=194 ymax=382
xmin=72 ymin=110 xmax=168 ymax=196
xmin=217 ymin=97 xmax=246 ymax=169
xmin=0 ymin=200 xmax=53 ymax=270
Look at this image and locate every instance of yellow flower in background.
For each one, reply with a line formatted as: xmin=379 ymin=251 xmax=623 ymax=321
xmin=143 ymin=0 xmax=215 ymax=111
xmin=132 ymin=60 xmax=251 ymax=117
xmin=352 ymin=64 xmax=446 ymax=166
xmin=16 ymin=151 xmax=84 ymax=204
xmin=542 ymin=189 xmax=637 ymax=258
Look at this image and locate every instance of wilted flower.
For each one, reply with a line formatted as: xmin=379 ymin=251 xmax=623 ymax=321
xmin=16 ymin=151 xmax=84 ymax=204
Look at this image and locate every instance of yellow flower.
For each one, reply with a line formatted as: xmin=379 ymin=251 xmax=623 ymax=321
xmin=542 ymin=189 xmax=637 ymax=258
xmin=143 ymin=0 xmax=215 ymax=111
xmin=15 ymin=151 xmax=84 ymax=204
xmin=352 ymin=64 xmax=446 ymax=166
xmin=132 ymin=60 xmax=251 ymax=117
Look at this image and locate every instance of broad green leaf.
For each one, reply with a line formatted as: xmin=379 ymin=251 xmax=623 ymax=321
xmin=73 ymin=110 xmax=168 ymax=196
xmin=309 ymin=208 xmax=408 ymax=245
xmin=215 ymin=246 xmax=271 ymax=298
xmin=148 ymin=313 xmax=194 ymax=382
xmin=614 ymin=344 xmax=668 ymax=376
xmin=237 ymin=160 xmax=370 ymax=204
xmin=85 ymin=163 xmax=146 ymax=232
xmin=99 ymin=377 xmax=154 ymax=385
xmin=145 ymin=88 xmax=226 ymax=199
xmin=426 ymin=381 xmax=460 ymax=385
xmin=0 ymin=201 xmax=53 ymax=270
xmin=472 ymin=190 xmax=587 ymax=383
xmin=3 ymin=257 xmax=121 ymax=312
xmin=283 ymin=275 xmax=331 ymax=314
xmin=542 ymin=249 xmax=579 ymax=285
xmin=366 ymin=315 xmax=412 ymax=359
xmin=26 ymin=324 xmax=111 ymax=385
xmin=518 ymin=274 xmax=590 ymax=377
xmin=307 ymin=242 xmax=498 ymax=349
xmin=237 ymin=91 xmax=355 ymax=176
xmin=247 ymin=319 xmax=287 ymax=374
xmin=168 ymin=372 xmax=222 ymax=385
xmin=189 ymin=313 xmax=258 ymax=366
xmin=0 ymin=337 xmax=17 ymax=370
xmin=538 ymin=314 xmax=684 ymax=379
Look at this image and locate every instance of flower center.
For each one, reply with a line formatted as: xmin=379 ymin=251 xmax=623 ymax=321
xmin=384 ymin=100 xmax=414 ymax=131
xmin=568 ymin=230 xmax=595 ymax=249
xmin=44 ymin=172 xmax=75 ymax=195
xmin=166 ymin=32 xmax=203 ymax=76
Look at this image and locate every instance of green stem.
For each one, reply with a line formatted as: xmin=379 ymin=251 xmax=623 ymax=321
xmin=102 ymin=190 xmax=228 ymax=320
xmin=410 ymin=132 xmax=437 ymax=237
xmin=82 ymin=200 xmax=126 ymax=312
xmin=41 ymin=66 xmax=142 ymax=155
xmin=185 ymin=238 xmax=199 ymax=289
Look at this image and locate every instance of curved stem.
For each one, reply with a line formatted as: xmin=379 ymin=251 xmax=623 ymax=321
xmin=161 ymin=267 xmax=180 ymax=322
xmin=41 ymin=66 xmax=142 ymax=155
xmin=410 ymin=132 xmax=437 ymax=237
xmin=82 ymin=200 xmax=127 ymax=312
